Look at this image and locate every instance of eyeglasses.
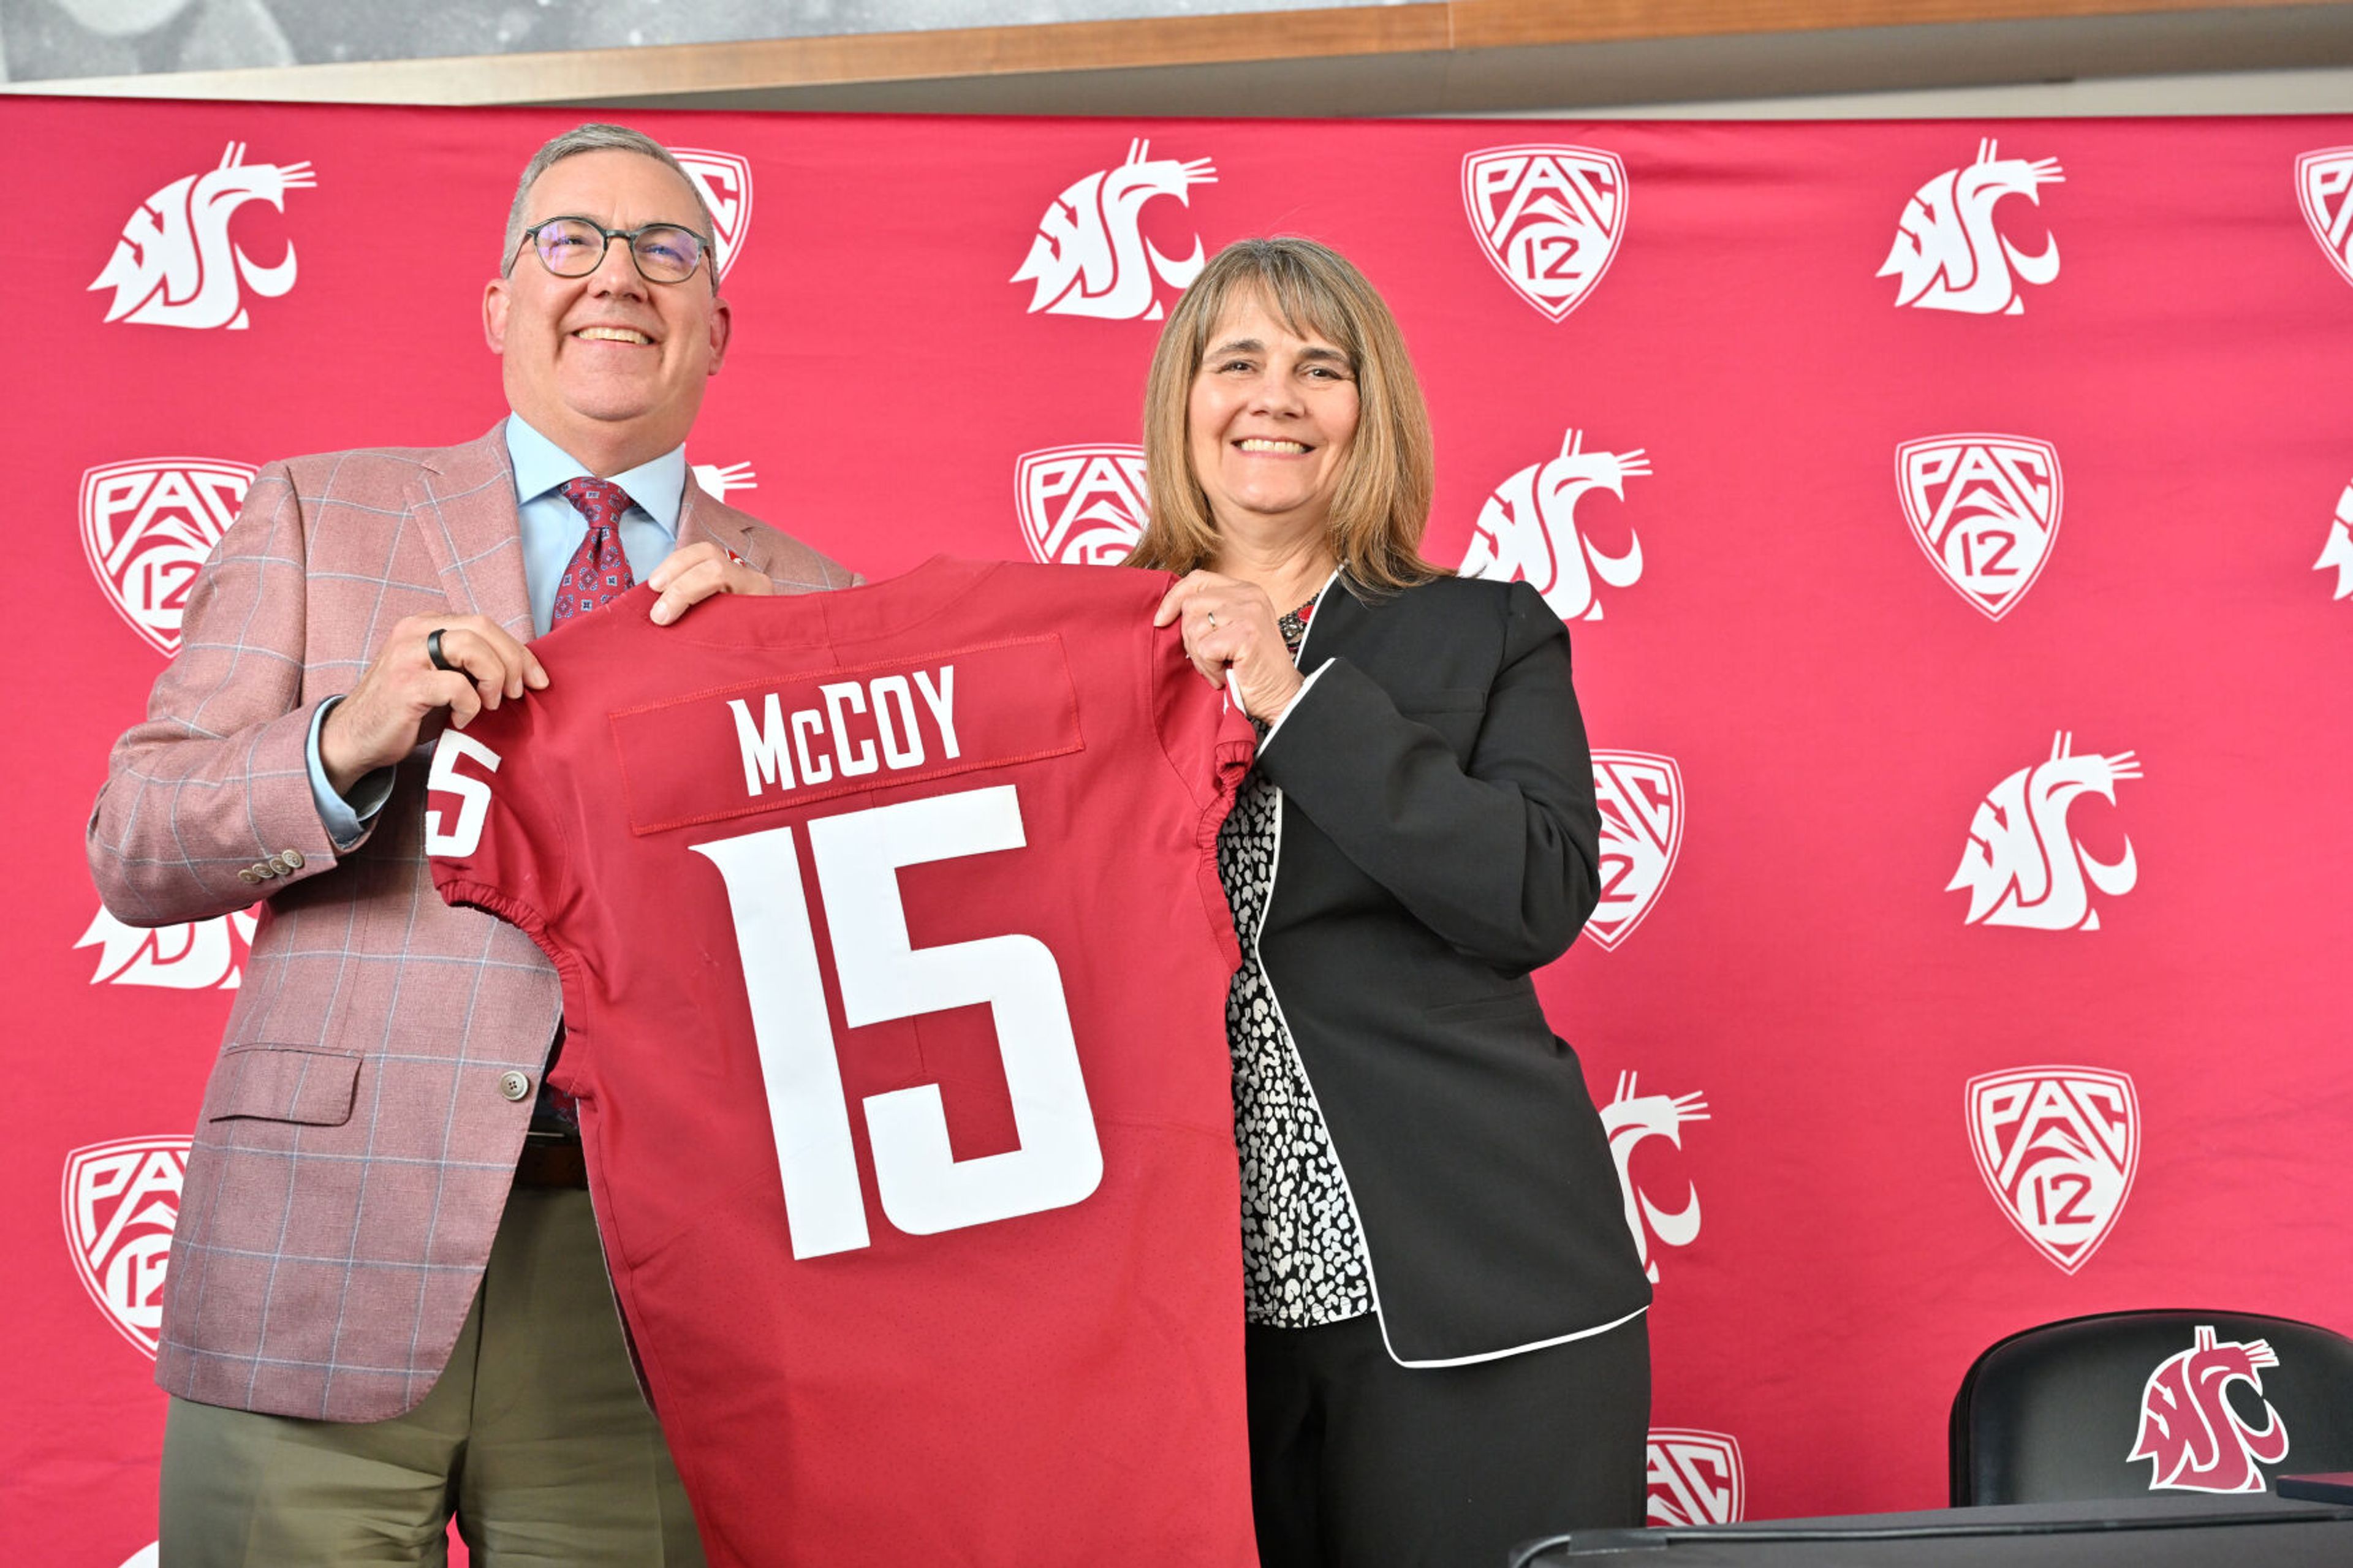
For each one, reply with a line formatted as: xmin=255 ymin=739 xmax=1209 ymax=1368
xmin=513 ymin=217 xmax=713 ymax=285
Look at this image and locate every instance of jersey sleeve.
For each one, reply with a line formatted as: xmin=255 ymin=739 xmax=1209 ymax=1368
xmin=1150 ymin=609 xmax=1257 ymax=971
xmin=424 ymin=694 xmax=575 ymax=947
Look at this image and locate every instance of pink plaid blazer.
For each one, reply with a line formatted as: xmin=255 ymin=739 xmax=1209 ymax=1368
xmin=88 ymin=425 xmax=856 ymax=1421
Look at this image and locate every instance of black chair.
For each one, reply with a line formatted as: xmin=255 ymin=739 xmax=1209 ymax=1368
xmin=1950 ymin=1309 xmax=2353 ymax=1505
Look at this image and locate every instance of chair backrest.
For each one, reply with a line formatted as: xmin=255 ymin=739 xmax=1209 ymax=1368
xmin=1950 ymin=1309 xmax=2353 ymax=1506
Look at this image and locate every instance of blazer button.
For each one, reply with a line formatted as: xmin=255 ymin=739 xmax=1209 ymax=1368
xmin=282 ymin=848 xmax=306 ymax=870
xmin=237 ymin=868 xmax=262 ymax=885
xmin=266 ymin=855 xmax=292 ymax=876
xmin=498 ymin=1070 xmax=532 ymax=1102
xmin=251 ymin=862 xmax=276 ymax=880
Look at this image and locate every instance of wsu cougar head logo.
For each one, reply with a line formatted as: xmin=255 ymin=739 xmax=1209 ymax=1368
xmin=2129 ymin=1326 xmax=2291 ymax=1492
xmin=1966 ymin=1066 xmax=2137 ymax=1273
xmin=80 ymin=458 xmax=256 ymax=656
xmin=89 ymin=142 xmax=315 ymax=330
xmin=1587 ymin=751 xmax=1683 ymax=950
xmin=1647 ymin=1429 xmax=1745 ymax=1526
xmin=1896 ymin=435 xmax=2061 ymax=621
xmin=1950 ymin=732 xmax=2140 ymax=932
xmin=1011 ymin=141 xmax=1217 ymax=321
xmin=1461 ymin=145 xmax=1627 ymax=322
xmin=668 ymin=148 xmax=753 ymax=281
xmin=1879 ymin=140 xmax=2063 ymax=316
xmin=1601 ymin=1072 xmax=1708 ymax=1284
xmin=1461 ymin=429 xmax=1650 ymax=621
xmin=63 ymin=1137 xmax=191 ymax=1357
xmin=2316 ymin=480 xmax=2353 ymax=600
xmin=77 ymin=904 xmax=258 ymax=990
xmin=691 ymin=460 xmax=757 ymax=506
xmin=2297 ymin=148 xmax=2353 ymax=287
xmin=1015 ymin=445 xmax=1150 ymax=565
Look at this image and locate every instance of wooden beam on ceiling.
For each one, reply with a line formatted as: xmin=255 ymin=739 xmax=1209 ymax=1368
xmin=1 ymin=0 xmax=2343 ymax=106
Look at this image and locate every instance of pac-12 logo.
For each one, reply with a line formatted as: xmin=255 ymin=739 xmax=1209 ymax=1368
xmin=1879 ymin=140 xmax=2063 ymax=316
xmin=1460 ymin=429 xmax=1650 ymax=621
xmin=77 ymin=904 xmax=258 ymax=990
xmin=1461 ymin=145 xmax=1627 ymax=322
xmin=2316 ymin=479 xmax=2353 ymax=600
xmin=1014 ymin=445 xmax=1150 ymax=565
xmin=668 ymin=148 xmax=753 ymax=281
xmin=1601 ymin=1072 xmax=1707 ymax=1284
xmin=1965 ymin=1066 xmax=2137 ymax=1273
xmin=1646 ymin=1429 xmax=1745 ymax=1526
xmin=1895 ymin=434 xmax=2061 ymax=620
xmin=63 ymin=1137 xmax=191 ymax=1357
xmin=1949 ymin=732 xmax=2140 ymax=931
xmin=1010 ymin=141 xmax=1216 ymax=321
xmin=81 ymin=458 xmax=256 ymax=656
xmin=2296 ymin=148 xmax=2353 ymax=287
xmin=89 ymin=142 xmax=315 ymax=330
xmin=2129 ymin=1325 xmax=2291 ymax=1493
xmin=1587 ymin=751 xmax=1682 ymax=950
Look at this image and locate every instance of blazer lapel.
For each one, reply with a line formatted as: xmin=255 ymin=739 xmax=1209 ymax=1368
xmin=676 ymin=475 xmax=756 ymax=566
xmin=410 ymin=425 xmax=532 ymax=640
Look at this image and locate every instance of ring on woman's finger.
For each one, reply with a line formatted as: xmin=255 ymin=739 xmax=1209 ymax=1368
xmin=1205 ymin=610 xmax=1218 ymax=629
xmin=426 ymin=629 xmax=457 ymax=673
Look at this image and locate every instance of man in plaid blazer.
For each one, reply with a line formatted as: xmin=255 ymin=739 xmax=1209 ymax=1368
xmin=87 ymin=124 xmax=854 ymax=1565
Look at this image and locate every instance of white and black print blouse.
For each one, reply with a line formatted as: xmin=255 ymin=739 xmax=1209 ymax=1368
xmin=1221 ymin=593 xmax=1376 ymax=1327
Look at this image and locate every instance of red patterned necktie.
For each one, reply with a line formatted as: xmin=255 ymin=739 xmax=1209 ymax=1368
xmin=551 ymin=476 xmax=637 ymax=622
xmin=537 ymin=476 xmax=639 ymax=1138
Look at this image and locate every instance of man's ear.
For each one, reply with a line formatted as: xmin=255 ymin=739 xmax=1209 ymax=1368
xmin=706 ymin=296 xmax=732 ymax=375
xmin=483 ymin=278 xmax=509 ymax=354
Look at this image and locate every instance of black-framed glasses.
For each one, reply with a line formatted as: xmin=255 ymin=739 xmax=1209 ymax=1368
xmin=513 ymin=217 xmax=713 ymax=286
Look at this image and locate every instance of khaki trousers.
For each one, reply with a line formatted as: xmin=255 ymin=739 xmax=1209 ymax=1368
xmin=160 ymin=1185 xmax=704 ymax=1567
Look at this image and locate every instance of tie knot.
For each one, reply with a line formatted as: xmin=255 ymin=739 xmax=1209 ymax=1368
xmin=558 ymin=476 xmax=635 ymax=529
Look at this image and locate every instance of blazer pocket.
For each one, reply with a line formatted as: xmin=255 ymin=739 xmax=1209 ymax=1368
xmin=1424 ymin=991 xmax=1547 ymax=1026
xmin=1397 ymin=687 xmax=1486 ymax=716
xmin=208 ymin=1044 xmax=362 ymax=1127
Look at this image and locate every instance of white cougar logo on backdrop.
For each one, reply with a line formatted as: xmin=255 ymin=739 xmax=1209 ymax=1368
xmin=1015 ymin=445 xmax=1150 ymax=564
xmin=1966 ymin=1066 xmax=2137 ymax=1273
xmin=1646 ymin=1429 xmax=1744 ymax=1526
xmin=1461 ymin=429 xmax=1650 ymax=621
xmin=1949 ymin=733 xmax=2140 ymax=931
xmin=1601 ymin=1072 xmax=1707 ymax=1284
xmin=62 ymin=1137 xmax=191 ymax=1357
xmin=1461 ymin=145 xmax=1627 ymax=322
xmin=2129 ymin=1326 xmax=2290 ymax=1492
xmin=669 ymin=148 xmax=753 ymax=281
xmin=80 ymin=458 xmax=256 ymax=656
xmin=78 ymin=904 xmax=258 ymax=990
xmin=691 ymin=460 xmax=757 ymax=504
xmin=1587 ymin=752 xmax=1683 ymax=950
xmin=1011 ymin=141 xmax=1216 ymax=321
xmin=89 ymin=143 xmax=315 ymax=330
xmin=2316 ymin=480 xmax=2353 ymax=600
xmin=1879 ymin=140 xmax=2063 ymax=316
xmin=2295 ymin=148 xmax=2353 ymax=287
xmin=1895 ymin=434 xmax=2062 ymax=620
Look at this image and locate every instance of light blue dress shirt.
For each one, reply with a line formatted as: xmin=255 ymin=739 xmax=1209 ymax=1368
xmin=305 ymin=415 xmax=689 ymax=845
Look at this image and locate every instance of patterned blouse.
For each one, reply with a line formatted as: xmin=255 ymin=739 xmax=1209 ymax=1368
xmin=1220 ymin=593 xmax=1376 ymax=1326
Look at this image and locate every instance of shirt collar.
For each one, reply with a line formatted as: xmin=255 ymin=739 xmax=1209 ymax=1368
xmin=504 ymin=413 xmax=688 ymax=534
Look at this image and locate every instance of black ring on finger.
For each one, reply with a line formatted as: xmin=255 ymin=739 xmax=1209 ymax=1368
xmin=426 ymin=629 xmax=456 ymax=673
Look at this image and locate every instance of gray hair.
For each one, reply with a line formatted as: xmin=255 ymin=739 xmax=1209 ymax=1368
xmin=502 ymin=123 xmax=721 ymax=290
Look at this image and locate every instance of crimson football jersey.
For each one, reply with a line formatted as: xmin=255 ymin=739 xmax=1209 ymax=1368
xmin=426 ymin=558 xmax=1259 ymax=1568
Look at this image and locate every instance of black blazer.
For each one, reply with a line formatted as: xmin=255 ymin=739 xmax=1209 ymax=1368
xmin=1252 ymin=572 xmax=1651 ymax=1365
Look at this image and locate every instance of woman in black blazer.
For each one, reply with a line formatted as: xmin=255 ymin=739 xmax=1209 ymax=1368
xmin=1131 ymin=238 xmax=1653 ymax=1567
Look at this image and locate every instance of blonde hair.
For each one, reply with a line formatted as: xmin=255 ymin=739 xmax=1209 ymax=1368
xmin=1126 ymin=237 xmax=1442 ymax=594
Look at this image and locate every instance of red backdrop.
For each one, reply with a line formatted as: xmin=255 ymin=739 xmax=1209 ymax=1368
xmin=10 ymin=96 xmax=2353 ymax=1564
